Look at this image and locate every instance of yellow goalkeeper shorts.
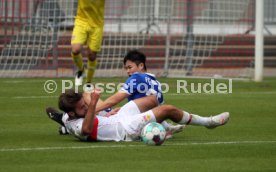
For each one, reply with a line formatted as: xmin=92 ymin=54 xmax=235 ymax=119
xmin=71 ymin=19 xmax=103 ymax=52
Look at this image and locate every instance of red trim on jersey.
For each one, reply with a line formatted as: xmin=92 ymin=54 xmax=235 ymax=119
xmin=187 ymin=114 xmax=192 ymax=124
xmin=87 ymin=117 xmax=99 ymax=141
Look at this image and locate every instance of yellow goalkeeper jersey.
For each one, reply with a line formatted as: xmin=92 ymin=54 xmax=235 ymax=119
xmin=75 ymin=0 xmax=105 ymax=27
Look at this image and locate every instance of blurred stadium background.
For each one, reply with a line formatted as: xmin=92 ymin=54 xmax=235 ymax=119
xmin=1 ymin=0 xmax=275 ymax=79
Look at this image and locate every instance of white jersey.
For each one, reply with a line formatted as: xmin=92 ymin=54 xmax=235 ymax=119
xmin=64 ymin=115 xmax=126 ymax=141
xmin=64 ymin=101 xmax=156 ymax=142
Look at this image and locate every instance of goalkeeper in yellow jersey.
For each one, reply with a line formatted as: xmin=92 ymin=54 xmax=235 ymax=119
xmin=71 ymin=0 xmax=105 ymax=88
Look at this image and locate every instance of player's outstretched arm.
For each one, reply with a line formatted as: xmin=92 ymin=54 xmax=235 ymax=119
xmin=81 ymin=89 xmax=101 ymax=135
xmin=95 ymin=91 xmax=128 ymax=113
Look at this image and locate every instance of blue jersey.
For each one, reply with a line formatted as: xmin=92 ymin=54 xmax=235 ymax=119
xmin=121 ymin=73 xmax=164 ymax=104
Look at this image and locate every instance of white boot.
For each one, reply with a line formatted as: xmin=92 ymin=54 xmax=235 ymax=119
xmin=206 ymin=112 xmax=230 ymax=129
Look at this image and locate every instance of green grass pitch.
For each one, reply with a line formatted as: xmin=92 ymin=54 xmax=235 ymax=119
xmin=0 ymin=77 xmax=276 ymax=172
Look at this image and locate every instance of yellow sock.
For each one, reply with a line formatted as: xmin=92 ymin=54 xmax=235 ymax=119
xmin=86 ymin=59 xmax=97 ymax=83
xmin=71 ymin=52 xmax=84 ymax=71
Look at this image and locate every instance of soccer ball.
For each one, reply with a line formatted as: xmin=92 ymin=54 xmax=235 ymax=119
xmin=141 ymin=122 xmax=166 ymax=146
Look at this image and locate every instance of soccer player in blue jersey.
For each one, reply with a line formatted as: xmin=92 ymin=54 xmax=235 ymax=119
xmin=96 ymin=50 xmax=163 ymax=111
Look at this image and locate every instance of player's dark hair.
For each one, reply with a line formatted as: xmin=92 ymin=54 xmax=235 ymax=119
xmin=124 ymin=50 xmax=147 ymax=71
xmin=58 ymin=89 xmax=83 ymax=113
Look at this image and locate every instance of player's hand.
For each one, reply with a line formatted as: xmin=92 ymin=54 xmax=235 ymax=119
xmin=90 ymin=89 xmax=101 ymax=105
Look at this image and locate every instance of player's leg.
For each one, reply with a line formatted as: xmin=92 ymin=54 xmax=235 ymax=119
xmin=46 ymin=107 xmax=64 ymax=126
xmin=119 ymin=102 xmax=229 ymax=140
xmin=72 ymin=44 xmax=84 ymax=71
xmin=131 ymin=97 xmax=184 ymax=138
xmin=131 ymin=95 xmax=158 ymax=113
xmin=151 ymin=105 xmax=230 ymax=129
xmin=161 ymin=121 xmax=184 ymax=134
xmin=45 ymin=107 xmax=69 ymax=135
xmin=71 ymin=21 xmax=88 ymax=86
xmin=86 ymin=26 xmax=103 ymax=87
xmin=86 ymin=50 xmax=97 ymax=89
xmin=116 ymin=95 xmax=158 ymax=118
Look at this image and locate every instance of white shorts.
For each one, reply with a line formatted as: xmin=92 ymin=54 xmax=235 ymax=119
xmin=87 ymin=101 xmax=144 ymax=141
xmin=116 ymin=101 xmax=157 ymax=140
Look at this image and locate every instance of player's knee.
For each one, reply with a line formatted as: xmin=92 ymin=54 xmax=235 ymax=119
xmin=161 ymin=105 xmax=178 ymax=114
xmin=71 ymin=48 xmax=81 ymax=55
xmin=88 ymin=51 xmax=97 ymax=61
xmin=147 ymin=96 xmax=158 ymax=108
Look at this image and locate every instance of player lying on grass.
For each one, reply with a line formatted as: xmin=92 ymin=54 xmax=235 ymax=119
xmin=46 ymin=91 xmax=112 ymax=131
xmin=47 ymin=50 xmax=184 ymax=136
xmin=49 ymin=89 xmax=230 ymax=142
xmin=47 ymin=89 xmax=181 ymax=137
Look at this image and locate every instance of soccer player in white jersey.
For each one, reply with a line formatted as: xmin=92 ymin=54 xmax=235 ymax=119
xmin=57 ymin=89 xmax=230 ymax=142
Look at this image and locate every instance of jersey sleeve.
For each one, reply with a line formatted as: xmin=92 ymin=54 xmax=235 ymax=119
xmin=73 ymin=120 xmax=83 ymax=136
xmin=65 ymin=119 xmax=88 ymax=141
xmin=121 ymin=74 xmax=142 ymax=95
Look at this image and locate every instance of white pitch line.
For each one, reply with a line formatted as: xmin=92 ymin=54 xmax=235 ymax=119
xmin=2 ymin=80 xmax=49 ymax=83
xmin=170 ymin=140 xmax=276 ymax=145
xmin=1 ymin=140 xmax=276 ymax=152
xmin=166 ymin=91 xmax=276 ymax=96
